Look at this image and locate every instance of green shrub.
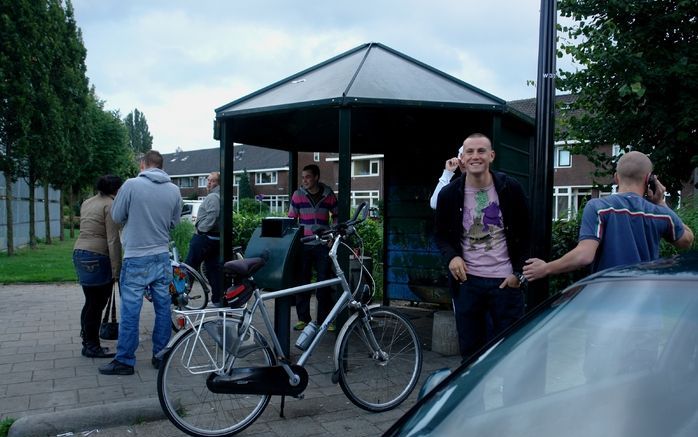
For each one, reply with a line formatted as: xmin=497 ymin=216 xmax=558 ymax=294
xmin=238 ymin=198 xmax=270 ymax=215
xmin=171 ymin=220 xmax=195 ymax=259
xmin=0 ymin=417 xmax=15 ymax=437
xmin=548 ymin=214 xmax=587 ymax=294
xmin=232 ymin=212 xmax=263 ymax=250
xmin=660 ymin=204 xmax=698 ymax=257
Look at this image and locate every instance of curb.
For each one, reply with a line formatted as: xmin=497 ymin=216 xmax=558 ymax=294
xmin=8 ymin=398 xmax=164 ymax=437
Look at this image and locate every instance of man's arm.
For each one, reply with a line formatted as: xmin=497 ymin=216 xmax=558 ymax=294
xmin=110 ymin=183 xmax=129 ymax=225
xmin=429 ymin=161 xmax=458 ymax=210
xmin=196 ymin=193 xmax=219 ymax=232
xmin=523 ymin=239 xmax=599 ymax=281
xmin=672 ymin=223 xmax=694 ymax=249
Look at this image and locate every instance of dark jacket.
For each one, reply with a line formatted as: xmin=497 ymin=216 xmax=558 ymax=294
xmin=434 ymin=170 xmax=530 ymax=276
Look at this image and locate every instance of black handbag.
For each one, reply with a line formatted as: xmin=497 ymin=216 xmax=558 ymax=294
xmin=100 ymin=284 xmax=119 ymax=340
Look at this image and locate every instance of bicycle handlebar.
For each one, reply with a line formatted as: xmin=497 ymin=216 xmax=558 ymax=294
xmin=299 ymin=202 xmax=368 ymax=243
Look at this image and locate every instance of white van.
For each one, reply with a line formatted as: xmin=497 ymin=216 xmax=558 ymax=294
xmin=181 ymin=201 xmax=202 ymax=224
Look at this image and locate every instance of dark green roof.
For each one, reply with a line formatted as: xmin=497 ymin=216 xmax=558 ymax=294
xmin=217 ymin=42 xmax=506 ymax=117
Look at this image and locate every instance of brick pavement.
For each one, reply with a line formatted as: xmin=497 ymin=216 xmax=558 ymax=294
xmin=0 ymin=283 xmax=461 ymax=436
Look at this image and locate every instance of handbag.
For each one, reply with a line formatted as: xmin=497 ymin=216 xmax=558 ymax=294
xmin=100 ymin=284 xmax=119 ymax=340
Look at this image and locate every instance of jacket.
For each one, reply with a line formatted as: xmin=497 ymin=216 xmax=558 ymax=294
xmin=111 ymin=168 xmax=182 ymax=258
xmin=434 ymin=170 xmax=530 ymax=276
xmin=74 ymin=193 xmax=122 ymax=279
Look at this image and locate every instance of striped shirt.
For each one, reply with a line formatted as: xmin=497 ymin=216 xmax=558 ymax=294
xmin=288 ymin=183 xmax=338 ymax=242
xmin=579 ymin=192 xmax=685 ymax=272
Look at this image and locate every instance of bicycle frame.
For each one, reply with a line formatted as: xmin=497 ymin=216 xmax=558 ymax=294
xmin=168 ymin=232 xmax=379 ymax=384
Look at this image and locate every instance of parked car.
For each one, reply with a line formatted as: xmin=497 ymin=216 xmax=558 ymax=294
xmin=180 ymin=201 xmax=201 ymax=224
xmin=385 ymin=252 xmax=698 ymax=437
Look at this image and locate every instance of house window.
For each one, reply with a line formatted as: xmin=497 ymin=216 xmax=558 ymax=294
xmin=233 ymin=175 xmax=240 ymax=186
xmin=179 ymin=177 xmax=193 ymax=188
xmin=612 ymin=144 xmax=622 ymax=157
xmin=352 ymin=160 xmax=380 ymax=177
xmin=555 ymin=147 xmax=571 ymax=168
xmin=261 ymin=195 xmax=289 ymax=214
xmin=255 ymin=171 xmax=277 ymax=185
xmin=350 ymin=190 xmax=380 ymax=207
xmin=198 ymin=176 xmax=208 ymax=188
xmin=313 ymin=152 xmax=320 ymax=162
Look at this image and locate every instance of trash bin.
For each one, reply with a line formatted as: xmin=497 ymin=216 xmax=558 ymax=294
xmin=244 ymin=218 xmax=301 ymax=355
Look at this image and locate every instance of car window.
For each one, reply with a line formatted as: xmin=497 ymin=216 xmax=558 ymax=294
xmin=396 ymin=279 xmax=698 ymax=437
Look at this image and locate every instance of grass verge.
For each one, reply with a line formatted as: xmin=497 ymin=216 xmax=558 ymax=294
xmin=0 ymin=234 xmax=78 ymax=283
xmin=0 ymin=417 xmax=15 ymax=437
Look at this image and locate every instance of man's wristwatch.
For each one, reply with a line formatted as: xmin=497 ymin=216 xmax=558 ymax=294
xmin=515 ymin=272 xmax=528 ymax=286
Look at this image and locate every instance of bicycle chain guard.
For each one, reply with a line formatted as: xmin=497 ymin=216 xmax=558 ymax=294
xmin=206 ymin=364 xmax=309 ymax=396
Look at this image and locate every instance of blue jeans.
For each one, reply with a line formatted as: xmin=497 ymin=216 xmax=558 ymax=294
xmin=115 ymin=253 xmax=171 ymax=367
xmin=185 ymin=234 xmax=221 ymax=303
xmin=451 ymin=274 xmax=524 ymax=359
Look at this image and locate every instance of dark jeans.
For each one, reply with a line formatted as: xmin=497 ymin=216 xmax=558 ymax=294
xmin=80 ymin=282 xmax=113 ymax=346
xmin=296 ymin=244 xmax=335 ymax=324
xmin=452 ymin=274 xmax=525 ymax=359
xmin=185 ymin=234 xmax=221 ymax=303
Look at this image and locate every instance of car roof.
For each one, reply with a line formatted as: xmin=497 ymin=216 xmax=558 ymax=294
xmin=572 ymin=250 xmax=698 ymax=286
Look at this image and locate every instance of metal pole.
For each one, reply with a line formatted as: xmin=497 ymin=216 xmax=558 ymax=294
xmin=529 ymin=0 xmax=557 ymax=307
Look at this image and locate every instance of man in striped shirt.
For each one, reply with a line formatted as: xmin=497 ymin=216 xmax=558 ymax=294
xmin=288 ymin=164 xmax=339 ymax=331
xmin=523 ymin=151 xmax=694 ymax=281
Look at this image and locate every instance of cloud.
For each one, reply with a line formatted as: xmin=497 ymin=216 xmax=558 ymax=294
xmin=74 ymin=0 xmax=549 ymax=152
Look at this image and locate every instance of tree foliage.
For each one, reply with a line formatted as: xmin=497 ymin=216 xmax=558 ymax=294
xmin=0 ymin=0 xmax=136 ymax=252
xmin=557 ymin=0 xmax=698 ymax=195
xmin=238 ymin=170 xmax=254 ymax=199
xmin=123 ymin=108 xmax=153 ymax=155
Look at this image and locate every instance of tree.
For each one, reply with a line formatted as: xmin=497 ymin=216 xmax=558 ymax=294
xmin=0 ymin=0 xmax=38 ymax=254
xmin=124 ymin=109 xmax=153 ymax=154
xmin=557 ymin=0 xmax=698 ymax=196
xmin=238 ymin=170 xmax=254 ymax=199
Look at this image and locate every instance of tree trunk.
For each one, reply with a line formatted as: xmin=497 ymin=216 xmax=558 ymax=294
xmin=44 ymin=183 xmax=52 ymax=245
xmin=3 ymin=174 xmax=14 ymax=256
xmin=28 ymin=175 xmax=37 ymax=249
xmin=69 ymin=188 xmax=76 ymax=239
xmin=59 ymin=188 xmax=65 ymax=241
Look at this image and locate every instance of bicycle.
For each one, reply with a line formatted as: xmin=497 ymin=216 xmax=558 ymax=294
xmin=147 ymin=243 xmax=244 ymax=331
xmin=156 ymin=203 xmax=423 ymax=437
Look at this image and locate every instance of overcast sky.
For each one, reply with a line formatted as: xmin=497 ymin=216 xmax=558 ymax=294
xmin=72 ymin=0 xmax=558 ymax=154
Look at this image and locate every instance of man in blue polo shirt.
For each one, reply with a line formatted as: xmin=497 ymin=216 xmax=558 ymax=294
xmin=523 ymin=151 xmax=694 ymax=280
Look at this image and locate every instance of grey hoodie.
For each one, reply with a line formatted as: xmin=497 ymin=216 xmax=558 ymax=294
xmin=111 ymin=168 xmax=182 ymax=258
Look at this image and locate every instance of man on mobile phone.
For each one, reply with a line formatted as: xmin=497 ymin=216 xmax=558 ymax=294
xmin=524 ymin=151 xmax=694 ymax=281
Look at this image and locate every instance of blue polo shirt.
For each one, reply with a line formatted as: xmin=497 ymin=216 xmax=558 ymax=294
xmin=579 ymin=192 xmax=685 ymax=273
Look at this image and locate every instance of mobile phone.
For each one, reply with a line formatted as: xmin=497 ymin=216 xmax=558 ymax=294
xmin=647 ymin=174 xmax=657 ymax=194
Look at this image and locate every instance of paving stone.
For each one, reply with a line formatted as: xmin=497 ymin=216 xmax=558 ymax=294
xmin=2 ymin=371 xmax=33 ymax=384
xmin=29 ymin=389 xmax=79 ymax=410
xmin=6 ymin=381 xmax=50 ymax=396
xmin=12 ymin=358 xmax=54 ymax=372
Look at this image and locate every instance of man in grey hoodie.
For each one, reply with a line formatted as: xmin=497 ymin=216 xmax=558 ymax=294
xmin=99 ymin=150 xmax=182 ymax=375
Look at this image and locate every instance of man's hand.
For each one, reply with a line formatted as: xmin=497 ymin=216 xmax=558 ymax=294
xmin=499 ymin=274 xmax=521 ymax=289
xmin=444 ymin=158 xmax=460 ymax=172
xmin=523 ymin=258 xmax=548 ymax=282
xmin=646 ymin=176 xmax=667 ymax=206
xmin=448 ymin=257 xmax=468 ymax=282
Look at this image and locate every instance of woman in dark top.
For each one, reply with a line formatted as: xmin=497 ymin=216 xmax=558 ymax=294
xmin=73 ymin=175 xmax=123 ymax=358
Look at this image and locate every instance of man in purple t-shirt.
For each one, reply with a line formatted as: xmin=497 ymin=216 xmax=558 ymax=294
xmin=524 ymin=151 xmax=694 ymax=281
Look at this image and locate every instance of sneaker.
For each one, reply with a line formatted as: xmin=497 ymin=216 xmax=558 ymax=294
xmin=327 ymin=323 xmax=336 ymax=332
xmin=82 ymin=345 xmax=116 ymax=359
xmin=293 ymin=321 xmax=308 ymax=331
xmin=99 ymin=359 xmax=134 ymax=375
xmin=151 ymin=356 xmax=162 ymax=370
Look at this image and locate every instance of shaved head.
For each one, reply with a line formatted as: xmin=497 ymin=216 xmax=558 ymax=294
xmin=616 ymin=151 xmax=653 ymax=184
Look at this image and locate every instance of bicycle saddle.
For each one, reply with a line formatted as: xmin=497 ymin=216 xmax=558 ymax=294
xmin=223 ymin=257 xmax=266 ymax=277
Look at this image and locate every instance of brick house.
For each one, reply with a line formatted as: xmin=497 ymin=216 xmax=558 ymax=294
xmin=509 ymin=94 xmax=697 ymax=218
xmin=162 ymin=145 xmax=384 ymax=214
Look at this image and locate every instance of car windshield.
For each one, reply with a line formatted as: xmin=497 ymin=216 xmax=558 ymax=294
xmin=396 ymin=279 xmax=698 ymax=437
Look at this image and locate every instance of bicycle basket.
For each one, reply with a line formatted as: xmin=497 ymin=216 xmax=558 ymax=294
xmin=222 ymin=281 xmax=253 ymax=308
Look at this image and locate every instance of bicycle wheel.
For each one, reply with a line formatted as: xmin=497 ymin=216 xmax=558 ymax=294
xmin=336 ymin=307 xmax=422 ymax=412
xmin=158 ymin=321 xmax=275 ymax=437
xmin=181 ymin=263 xmax=209 ymax=310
